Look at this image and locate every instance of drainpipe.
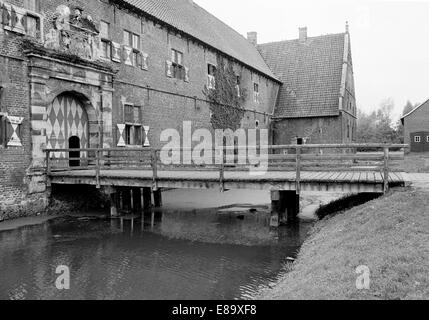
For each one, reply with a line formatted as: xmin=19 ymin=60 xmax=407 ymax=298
xmin=99 ymin=87 xmax=104 ymax=149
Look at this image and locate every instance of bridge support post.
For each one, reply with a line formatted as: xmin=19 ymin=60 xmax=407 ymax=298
xmin=143 ymin=187 xmax=152 ymax=209
xmin=110 ymin=192 xmax=119 ymax=217
xmin=121 ymin=188 xmax=132 ymax=213
xmin=104 ymin=186 xmax=119 ymax=217
xmin=271 ymin=191 xmax=300 ymax=226
xmin=132 ymin=188 xmax=142 ymax=212
xmin=154 ymin=189 xmax=163 ymax=208
xmin=270 ymin=191 xmax=282 ymax=227
xmin=285 ymin=191 xmax=300 ymax=222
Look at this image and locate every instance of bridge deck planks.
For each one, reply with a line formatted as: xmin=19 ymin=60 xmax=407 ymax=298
xmin=50 ymin=169 xmax=406 ymax=187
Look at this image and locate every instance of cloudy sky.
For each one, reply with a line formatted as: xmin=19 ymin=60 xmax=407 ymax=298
xmin=194 ymin=0 xmax=429 ymax=120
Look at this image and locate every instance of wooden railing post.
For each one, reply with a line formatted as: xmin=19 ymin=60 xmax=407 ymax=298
xmin=383 ymin=146 xmax=389 ymax=193
xmin=296 ymin=146 xmax=301 ymax=195
xmin=46 ymin=150 xmax=51 ymax=176
xmin=151 ymin=149 xmax=159 ymax=191
xmin=96 ymin=149 xmax=101 ymax=189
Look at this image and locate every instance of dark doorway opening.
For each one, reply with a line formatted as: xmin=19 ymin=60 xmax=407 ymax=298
xmin=69 ymin=136 xmax=81 ymax=167
xmin=297 ymin=138 xmax=304 ymax=145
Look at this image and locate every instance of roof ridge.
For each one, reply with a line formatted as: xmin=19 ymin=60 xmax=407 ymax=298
xmin=191 ymin=1 xmax=277 ymax=80
xmin=401 ymin=97 xmax=429 ymax=119
xmin=258 ymin=32 xmax=346 ymax=46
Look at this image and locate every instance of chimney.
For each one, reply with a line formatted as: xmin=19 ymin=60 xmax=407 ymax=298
xmin=299 ymin=27 xmax=307 ymax=43
xmin=247 ymin=32 xmax=258 ymax=46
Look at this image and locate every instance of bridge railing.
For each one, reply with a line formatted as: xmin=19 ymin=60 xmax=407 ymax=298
xmin=44 ymin=143 xmax=407 ymax=192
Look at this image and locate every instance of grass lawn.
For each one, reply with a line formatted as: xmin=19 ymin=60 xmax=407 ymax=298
xmin=260 ymin=188 xmax=429 ymax=300
xmin=391 ymin=152 xmax=429 ymax=173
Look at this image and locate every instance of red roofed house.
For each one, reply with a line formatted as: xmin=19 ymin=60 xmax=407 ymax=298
xmin=258 ymin=26 xmax=357 ymax=146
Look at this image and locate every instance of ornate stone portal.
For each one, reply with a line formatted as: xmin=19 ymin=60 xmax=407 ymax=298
xmin=44 ymin=5 xmax=101 ymax=61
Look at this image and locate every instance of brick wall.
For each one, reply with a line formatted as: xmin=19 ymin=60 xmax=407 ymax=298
xmin=272 ymin=116 xmax=343 ymax=145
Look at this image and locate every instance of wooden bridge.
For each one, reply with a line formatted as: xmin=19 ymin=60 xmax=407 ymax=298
xmin=45 ymin=144 xmax=408 ymax=224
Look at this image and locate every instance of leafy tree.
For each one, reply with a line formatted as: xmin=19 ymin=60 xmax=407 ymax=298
xmin=357 ymin=98 xmax=403 ymax=144
xmin=402 ymin=100 xmax=420 ymax=116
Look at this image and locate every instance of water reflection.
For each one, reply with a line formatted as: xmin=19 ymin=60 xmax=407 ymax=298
xmin=0 ymin=202 xmax=313 ymax=300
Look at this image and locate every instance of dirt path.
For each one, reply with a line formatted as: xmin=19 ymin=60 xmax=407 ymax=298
xmin=404 ymin=173 xmax=429 ymax=190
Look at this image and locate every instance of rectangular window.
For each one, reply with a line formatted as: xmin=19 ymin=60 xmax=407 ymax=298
xmin=124 ymin=30 xmax=140 ymax=50
xmin=427 ymin=136 xmax=429 ymax=143
xmin=100 ymin=21 xmax=110 ymax=39
xmin=132 ymin=34 xmax=140 ymax=50
xmin=207 ymin=64 xmax=216 ymax=89
xmin=125 ymin=125 xmax=143 ymax=146
xmin=124 ymin=30 xmax=140 ymax=67
xmin=171 ymin=49 xmax=185 ymax=80
xmin=23 ymin=0 xmax=41 ymax=39
xmin=253 ymin=83 xmax=260 ymax=103
xmin=415 ymin=136 xmax=421 ymax=143
xmin=101 ymin=40 xmax=111 ymax=59
xmin=123 ymin=30 xmax=132 ymax=46
xmin=100 ymin=22 xmax=111 ymax=60
xmin=25 ymin=13 xmax=41 ymax=39
xmin=236 ymin=76 xmax=241 ymax=97
xmin=124 ymin=105 xmax=143 ymax=146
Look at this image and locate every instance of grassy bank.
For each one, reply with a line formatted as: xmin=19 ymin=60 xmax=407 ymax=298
xmin=260 ymin=188 xmax=429 ymax=300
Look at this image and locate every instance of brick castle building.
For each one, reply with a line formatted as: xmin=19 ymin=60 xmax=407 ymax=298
xmin=0 ymin=0 xmax=356 ymax=219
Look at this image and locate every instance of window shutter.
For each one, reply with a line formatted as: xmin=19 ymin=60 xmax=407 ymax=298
xmin=5 ymin=116 xmax=23 ymax=147
xmin=0 ymin=117 xmax=5 ymax=147
xmin=123 ymin=46 xmax=133 ymax=66
xmin=111 ymin=42 xmax=121 ymax=62
xmin=117 ymin=124 xmax=126 ymax=147
xmin=165 ymin=60 xmax=173 ymax=78
xmin=2 ymin=4 xmax=10 ymax=26
xmin=136 ymin=52 xmax=143 ymax=68
xmin=184 ymin=67 xmax=189 ymax=82
xmin=22 ymin=13 xmax=28 ymax=33
xmin=142 ymin=53 xmax=148 ymax=70
xmin=10 ymin=6 xmax=17 ymax=29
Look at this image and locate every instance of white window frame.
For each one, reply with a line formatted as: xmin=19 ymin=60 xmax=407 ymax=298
xmin=207 ymin=63 xmax=217 ymax=90
xmin=171 ymin=49 xmax=185 ymax=80
xmin=253 ymin=82 xmax=260 ymax=103
xmin=415 ymin=136 xmax=421 ymax=143
xmin=427 ymin=136 xmax=429 ymax=143
xmin=236 ymin=75 xmax=241 ymax=97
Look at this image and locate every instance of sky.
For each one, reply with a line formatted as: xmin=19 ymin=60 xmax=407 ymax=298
xmin=194 ymin=0 xmax=429 ymax=121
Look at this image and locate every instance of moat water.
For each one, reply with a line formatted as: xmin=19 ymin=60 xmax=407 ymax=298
xmin=0 ymin=190 xmax=334 ymax=300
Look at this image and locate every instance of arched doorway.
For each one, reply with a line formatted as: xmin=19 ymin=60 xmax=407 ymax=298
xmin=69 ymin=136 xmax=81 ymax=167
xmin=46 ymin=93 xmax=89 ymax=161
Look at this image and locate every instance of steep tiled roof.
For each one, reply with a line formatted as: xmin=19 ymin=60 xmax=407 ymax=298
xmin=258 ymin=33 xmax=346 ymax=118
xmin=121 ymin=0 xmax=279 ymax=81
xmin=401 ymin=98 xmax=429 ymax=120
